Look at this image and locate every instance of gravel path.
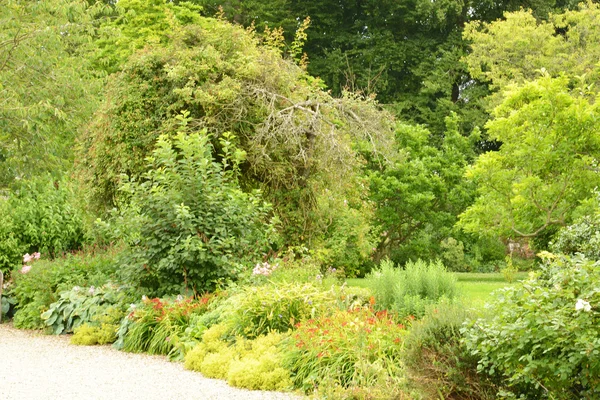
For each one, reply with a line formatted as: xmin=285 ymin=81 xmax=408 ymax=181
xmin=0 ymin=323 xmax=302 ymax=400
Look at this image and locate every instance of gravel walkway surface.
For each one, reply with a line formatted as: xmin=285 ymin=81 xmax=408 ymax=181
xmin=0 ymin=323 xmax=302 ymax=400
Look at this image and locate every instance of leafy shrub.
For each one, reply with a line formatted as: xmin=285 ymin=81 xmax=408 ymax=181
xmin=184 ymin=323 xmax=234 ymax=377
xmin=404 ymin=302 xmax=496 ymax=399
xmin=0 ymin=177 xmax=88 ymax=277
xmin=366 ymin=259 xmax=458 ymax=318
xmin=10 ymin=249 xmax=120 ymax=329
xmin=71 ymin=321 xmax=120 ymax=346
xmin=283 ymin=306 xmax=407 ymax=395
xmin=41 ymin=283 xmax=131 ymax=335
xmin=227 ymin=332 xmax=293 ymax=391
xmin=551 ymin=214 xmax=600 ymax=259
xmin=440 ymin=237 xmax=468 ymax=272
xmin=71 ymin=324 xmax=100 ymax=346
xmin=71 ymin=306 xmax=127 ymax=345
xmin=463 ymin=254 xmax=600 ymax=398
xmin=108 ymin=129 xmax=274 ymax=296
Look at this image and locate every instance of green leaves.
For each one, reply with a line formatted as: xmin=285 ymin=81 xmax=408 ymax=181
xmin=460 ymin=75 xmax=600 ymax=244
xmin=464 ymin=254 xmax=600 ymax=397
xmin=112 ymin=129 xmax=274 ymax=295
xmin=0 ymin=0 xmax=103 ymax=187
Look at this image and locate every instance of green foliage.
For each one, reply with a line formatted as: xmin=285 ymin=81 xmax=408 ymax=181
xmin=551 ymin=199 xmax=600 ymax=259
xmin=226 ymin=332 xmax=293 ymax=391
xmin=464 ymin=3 xmax=600 ymax=96
xmin=0 ymin=177 xmax=88 ymax=277
xmin=71 ymin=324 xmax=101 ymax=346
xmin=440 ymin=237 xmax=467 ymax=272
xmin=0 ymin=0 xmax=105 ymax=187
xmin=366 ymin=259 xmax=459 ymax=319
xmin=78 ymin=8 xmax=394 ymax=258
xmin=109 ymin=130 xmax=273 ymax=296
xmin=283 ymin=306 xmax=407 ymax=395
xmin=116 ymin=296 xmax=212 ymax=355
xmin=501 ymin=256 xmax=518 ymax=283
xmin=460 ymin=74 xmax=600 ymax=246
xmin=41 ymin=283 xmax=130 ymax=335
xmin=184 ymin=323 xmax=235 ymax=377
xmin=369 ymin=114 xmax=478 ymax=265
xmin=223 ymin=282 xmax=339 ymax=339
xmin=10 ymin=249 xmax=120 ymax=329
xmin=463 ymin=254 xmax=600 ymax=398
xmin=92 ymin=0 xmax=204 ymax=73
xmin=185 ymin=329 xmax=293 ymax=391
xmin=404 ymin=303 xmax=496 ymax=399
xmin=71 ymin=305 xmax=127 ymax=345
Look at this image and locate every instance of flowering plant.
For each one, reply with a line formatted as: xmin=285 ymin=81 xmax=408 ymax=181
xmin=115 ymin=294 xmax=215 ymax=355
xmin=284 ymin=303 xmax=407 ymax=393
xmin=252 ymin=262 xmax=278 ymax=276
xmin=20 ymin=252 xmax=41 ymax=274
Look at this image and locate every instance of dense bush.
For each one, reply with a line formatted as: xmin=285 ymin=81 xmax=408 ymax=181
xmin=78 ymin=9 xmax=394 ymax=270
xmin=551 ymin=214 xmax=600 ymax=259
xmin=223 ymin=281 xmax=369 ymax=339
xmin=366 ymin=259 xmax=458 ymax=318
xmin=464 ymin=254 xmax=600 ymax=398
xmin=9 ymin=249 xmax=120 ymax=329
xmin=0 ymin=177 xmax=88 ymax=277
xmin=107 ymin=130 xmax=274 ymax=296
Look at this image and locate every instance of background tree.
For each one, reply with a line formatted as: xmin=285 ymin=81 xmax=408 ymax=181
xmin=191 ymin=0 xmax=578 ymax=138
xmin=0 ymin=0 xmax=106 ymax=188
xmin=369 ymin=114 xmax=479 ymax=266
xmin=459 ymin=74 xmax=600 ymax=247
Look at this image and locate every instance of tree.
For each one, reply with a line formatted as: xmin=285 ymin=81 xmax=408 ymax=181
xmin=191 ymin=0 xmax=576 ymax=137
xmin=459 ymin=74 xmax=600 ymax=245
xmin=464 ymin=2 xmax=600 ymax=98
xmin=0 ymin=0 xmax=106 ymax=188
xmin=369 ymin=113 xmax=478 ymax=264
xmin=77 ymin=3 xmax=395 ymax=267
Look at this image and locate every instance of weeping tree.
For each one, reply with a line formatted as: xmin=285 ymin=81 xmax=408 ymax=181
xmin=77 ymin=4 xmax=396 ymax=272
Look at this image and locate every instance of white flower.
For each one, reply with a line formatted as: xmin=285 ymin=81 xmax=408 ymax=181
xmin=575 ymin=299 xmax=592 ymax=312
xmin=88 ymin=286 xmax=96 ymax=295
xmin=142 ymin=295 xmax=148 ymax=301
xmin=73 ymin=286 xmax=80 ymax=292
xmin=176 ymin=295 xmax=183 ymax=301
xmin=130 ymin=304 xmax=136 ymax=309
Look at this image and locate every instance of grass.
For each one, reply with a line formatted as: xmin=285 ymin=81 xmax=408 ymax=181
xmin=347 ymin=272 xmax=530 ymax=305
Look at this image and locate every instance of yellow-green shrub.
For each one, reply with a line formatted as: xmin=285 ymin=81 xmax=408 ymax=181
xmin=184 ymin=323 xmax=231 ymax=373
xmin=184 ymin=324 xmax=292 ymax=391
xmin=71 ymin=324 xmax=99 ymax=346
xmin=227 ymin=332 xmax=292 ymax=391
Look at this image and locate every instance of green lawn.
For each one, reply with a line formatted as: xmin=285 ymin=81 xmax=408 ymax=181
xmin=347 ymin=272 xmax=529 ymax=305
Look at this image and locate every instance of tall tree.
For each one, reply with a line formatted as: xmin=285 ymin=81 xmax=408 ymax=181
xmin=190 ymin=0 xmax=576 ymax=136
xmin=459 ymin=74 xmax=600 ymax=245
xmin=0 ymin=0 xmax=106 ymax=187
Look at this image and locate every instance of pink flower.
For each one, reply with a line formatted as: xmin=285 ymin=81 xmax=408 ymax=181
xmin=33 ymin=252 xmax=41 ymax=260
xmin=20 ymin=265 xmax=31 ymax=274
xmin=23 ymin=253 xmax=33 ymax=263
